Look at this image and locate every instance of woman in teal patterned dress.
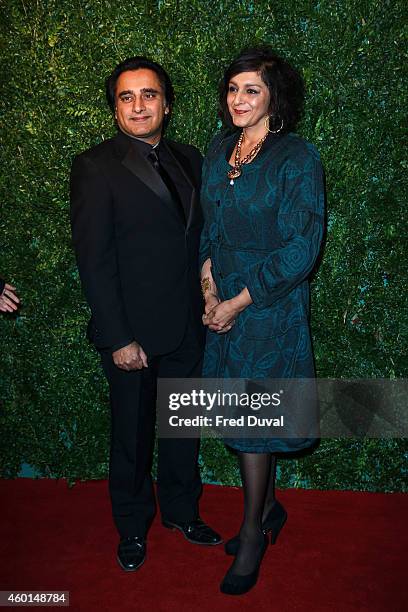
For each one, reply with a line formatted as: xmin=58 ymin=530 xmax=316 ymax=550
xmin=200 ymin=46 xmax=325 ymax=595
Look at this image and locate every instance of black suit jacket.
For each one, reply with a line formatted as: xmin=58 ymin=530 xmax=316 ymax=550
xmin=70 ymin=130 xmax=204 ymax=356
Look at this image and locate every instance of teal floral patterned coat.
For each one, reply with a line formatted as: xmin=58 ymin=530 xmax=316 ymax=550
xmin=199 ymin=131 xmax=325 ymax=453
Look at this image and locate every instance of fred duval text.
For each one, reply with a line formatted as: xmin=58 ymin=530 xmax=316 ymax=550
xmin=168 ymin=415 xmax=284 ymax=428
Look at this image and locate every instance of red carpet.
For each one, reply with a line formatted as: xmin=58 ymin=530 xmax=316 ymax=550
xmin=1 ymin=479 xmax=407 ymax=611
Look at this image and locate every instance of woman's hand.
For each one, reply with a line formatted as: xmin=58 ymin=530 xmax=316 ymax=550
xmin=203 ymin=299 xmax=238 ymax=333
xmin=201 ymin=258 xmax=221 ymax=320
xmin=204 ymin=292 xmax=220 ymax=315
xmin=203 ymin=288 xmax=253 ymax=333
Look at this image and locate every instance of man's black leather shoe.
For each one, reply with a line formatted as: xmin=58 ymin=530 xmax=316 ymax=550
xmin=117 ymin=536 xmax=146 ymax=571
xmin=162 ymin=518 xmax=222 ymax=546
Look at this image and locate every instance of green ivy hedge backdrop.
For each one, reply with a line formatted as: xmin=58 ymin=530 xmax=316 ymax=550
xmin=1 ymin=0 xmax=406 ymax=491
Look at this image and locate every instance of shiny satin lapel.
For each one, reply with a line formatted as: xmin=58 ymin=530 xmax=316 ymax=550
xmin=120 ymin=140 xmax=175 ymax=210
xmin=162 ymin=140 xmax=196 ymax=230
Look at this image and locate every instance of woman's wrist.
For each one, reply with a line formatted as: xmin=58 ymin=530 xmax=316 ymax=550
xmin=201 ymin=276 xmax=218 ymax=297
xmin=201 ymin=259 xmax=219 ymax=302
xmin=205 ymin=291 xmax=219 ymax=304
xmin=200 ymin=276 xmax=212 ymax=297
xmin=230 ymin=288 xmax=252 ymax=313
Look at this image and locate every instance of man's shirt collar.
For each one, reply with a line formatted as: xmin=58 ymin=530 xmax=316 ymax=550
xmin=119 ymin=129 xmax=161 ymax=158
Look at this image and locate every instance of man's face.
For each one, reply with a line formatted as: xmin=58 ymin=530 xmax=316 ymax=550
xmin=114 ymin=69 xmax=169 ymax=144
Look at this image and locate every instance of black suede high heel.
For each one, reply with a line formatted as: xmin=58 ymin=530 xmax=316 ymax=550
xmin=224 ymin=500 xmax=287 ymax=555
xmin=220 ymin=534 xmax=268 ymax=595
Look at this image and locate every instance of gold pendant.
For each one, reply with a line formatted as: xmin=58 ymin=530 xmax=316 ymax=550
xmin=227 ymin=167 xmax=242 ymax=180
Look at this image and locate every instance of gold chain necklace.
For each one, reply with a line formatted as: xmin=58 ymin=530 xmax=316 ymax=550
xmin=227 ymin=131 xmax=268 ymax=185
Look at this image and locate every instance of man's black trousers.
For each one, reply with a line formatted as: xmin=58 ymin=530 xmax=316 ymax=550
xmin=100 ymin=321 xmax=203 ymax=538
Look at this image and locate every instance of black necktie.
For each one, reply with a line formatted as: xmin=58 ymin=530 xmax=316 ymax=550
xmin=147 ymin=149 xmax=186 ymax=225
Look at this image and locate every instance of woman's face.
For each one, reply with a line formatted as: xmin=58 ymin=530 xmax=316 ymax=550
xmin=226 ymin=71 xmax=270 ymax=131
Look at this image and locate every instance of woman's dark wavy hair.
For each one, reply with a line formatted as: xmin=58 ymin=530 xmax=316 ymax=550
xmin=105 ymin=56 xmax=175 ymax=130
xmin=219 ymin=45 xmax=305 ymax=133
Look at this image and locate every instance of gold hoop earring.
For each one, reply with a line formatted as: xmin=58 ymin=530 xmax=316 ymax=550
xmin=264 ymin=115 xmax=284 ymax=134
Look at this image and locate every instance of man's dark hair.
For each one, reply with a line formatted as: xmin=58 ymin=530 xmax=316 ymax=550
xmin=106 ymin=56 xmax=175 ymax=129
xmin=219 ymin=45 xmax=305 ymax=133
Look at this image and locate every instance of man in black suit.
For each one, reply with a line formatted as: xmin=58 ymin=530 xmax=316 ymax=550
xmin=70 ymin=57 xmax=221 ymax=571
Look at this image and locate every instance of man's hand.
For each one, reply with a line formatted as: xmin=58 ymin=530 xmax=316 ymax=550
xmin=112 ymin=341 xmax=148 ymax=371
xmin=0 ymin=283 xmax=20 ymax=313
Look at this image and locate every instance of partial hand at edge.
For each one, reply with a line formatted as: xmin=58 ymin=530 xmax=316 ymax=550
xmin=0 ymin=283 xmax=20 ymax=313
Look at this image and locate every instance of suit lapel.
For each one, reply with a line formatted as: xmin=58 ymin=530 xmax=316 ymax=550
xmin=113 ymin=131 xmax=199 ymax=230
xmin=113 ymin=131 xmax=179 ymax=218
xmin=122 ymin=145 xmax=175 ymax=210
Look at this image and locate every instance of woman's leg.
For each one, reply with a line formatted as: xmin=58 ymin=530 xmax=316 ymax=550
xmin=262 ymin=455 xmax=277 ymax=522
xmin=230 ymin=451 xmax=271 ymax=575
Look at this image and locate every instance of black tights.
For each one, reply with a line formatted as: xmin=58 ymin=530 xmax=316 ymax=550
xmin=230 ymin=451 xmax=277 ymax=575
xmin=262 ymin=454 xmax=277 ymax=522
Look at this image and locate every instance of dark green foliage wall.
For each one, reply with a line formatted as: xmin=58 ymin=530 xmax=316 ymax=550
xmin=1 ymin=0 xmax=406 ymax=491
